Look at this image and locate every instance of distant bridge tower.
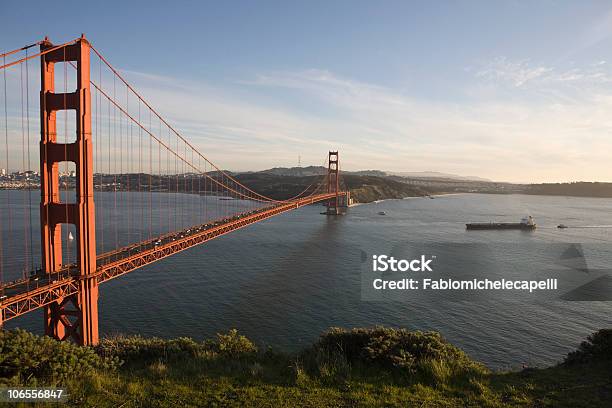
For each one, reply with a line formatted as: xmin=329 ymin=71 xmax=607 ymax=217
xmin=40 ymin=35 xmax=99 ymax=345
xmin=326 ymin=151 xmax=340 ymax=215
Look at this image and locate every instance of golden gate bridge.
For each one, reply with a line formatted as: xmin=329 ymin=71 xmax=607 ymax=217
xmin=0 ymin=35 xmax=348 ymax=345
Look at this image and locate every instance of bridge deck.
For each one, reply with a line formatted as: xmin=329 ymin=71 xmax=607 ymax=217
xmin=0 ymin=192 xmax=344 ymax=323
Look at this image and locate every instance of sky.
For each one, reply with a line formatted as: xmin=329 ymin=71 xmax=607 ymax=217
xmin=2 ymin=1 xmax=612 ymax=182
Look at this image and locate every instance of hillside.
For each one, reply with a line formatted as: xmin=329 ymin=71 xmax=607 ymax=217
xmin=524 ymin=182 xmax=612 ymax=198
xmin=341 ymin=174 xmax=433 ymax=202
xmin=234 ymin=173 xmax=434 ymax=203
xmin=1 ymin=327 xmax=610 ymax=407
xmin=389 ymin=171 xmax=491 ymax=182
xmin=255 ymin=166 xmax=387 ymax=178
xmin=255 ymin=166 xmax=327 ymax=177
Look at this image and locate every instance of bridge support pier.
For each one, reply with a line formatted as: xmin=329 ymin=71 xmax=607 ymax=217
xmin=40 ymin=36 xmax=99 ymax=345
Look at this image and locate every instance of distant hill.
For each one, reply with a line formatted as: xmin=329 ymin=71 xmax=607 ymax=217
xmin=234 ymin=172 xmax=433 ymax=203
xmin=349 ymin=170 xmax=388 ymax=177
xmin=257 ymin=166 xmax=326 ymax=177
xmin=389 ymin=171 xmax=491 ymax=182
xmin=257 ymin=166 xmax=386 ymax=177
xmin=524 ymin=182 xmax=612 ymax=198
xmin=340 ymin=174 xmax=431 ymax=202
xmin=250 ymin=167 xmax=491 ymax=182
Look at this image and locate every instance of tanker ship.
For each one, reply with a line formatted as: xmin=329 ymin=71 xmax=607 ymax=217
xmin=466 ymin=216 xmax=536 ymax=230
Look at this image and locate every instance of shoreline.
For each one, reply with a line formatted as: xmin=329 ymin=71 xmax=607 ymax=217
xmin=351 ymin=191 xmax=612 ymax=206
xmin=354 ymin=192 xmax=468 ymax=206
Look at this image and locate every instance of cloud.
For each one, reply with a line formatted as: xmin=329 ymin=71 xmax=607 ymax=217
xmin=113 ymin=64 xmax=612 ymax=183
xmin=5 ymin=57 xmax=612 ymax=182
xmin=476 ymin=57 xmax=554 ymax=87
xmin=115 ymin=70 xmax=350 ymax=169
xmin=475 ymin=57 xmax=612 ymax=89
xmin=243 ymin=69 xmax=409 ymax=111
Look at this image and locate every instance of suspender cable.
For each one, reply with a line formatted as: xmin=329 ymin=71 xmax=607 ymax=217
xmin=25 ymin=49 xmax=35 ymax=274
xmin=0 ymin=56 xmax=5 ymax=288
xmin=149 ymin=109 xmax=153 ymax=240
xmin=20 ymin=57 xmax=29 ymax=281
xmin=88 ymin=44 xmax=285 ymax=204
xmin=63 ymin=46 xmax=70 ymax=276
xmin=96 ymin=58 xmax=103 ymax=258
xmin=113 ymin=74 xmax=118 ymax=254
xmin=70 ymin=67 xmax=280 ymax=203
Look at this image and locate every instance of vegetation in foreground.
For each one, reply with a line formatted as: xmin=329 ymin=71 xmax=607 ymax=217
xmin=1 ymin=327 xmax=611 ymax=407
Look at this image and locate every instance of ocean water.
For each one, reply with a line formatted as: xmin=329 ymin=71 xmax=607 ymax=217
xmin=2 ymin=191 xmax=612 ymax=369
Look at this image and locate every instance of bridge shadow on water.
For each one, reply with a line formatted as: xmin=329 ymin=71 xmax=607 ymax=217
xmin=229 ymin=210 xmax=363 ymax=350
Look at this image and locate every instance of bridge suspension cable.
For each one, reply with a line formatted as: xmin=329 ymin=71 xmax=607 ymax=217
xmin=0 ymin=38 xmax=81 ymax=70
xmin=88 ymin=43 xmax=325 ymax=204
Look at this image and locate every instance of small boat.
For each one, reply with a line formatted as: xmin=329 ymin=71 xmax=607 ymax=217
xmin=378 ymin=211 xmax=386 ymax=215
xmin=68 ymin=232 xmax=74 ymax=240
xmin=557 ymin=224 xmax=568 ymax=229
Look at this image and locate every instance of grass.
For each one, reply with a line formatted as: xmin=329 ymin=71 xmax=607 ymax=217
xmin=1 ymin=327 xmax=610 ymax=407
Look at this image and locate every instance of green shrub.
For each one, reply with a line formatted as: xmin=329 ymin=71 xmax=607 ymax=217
xmin=210 ymin=329 xmax=258 ymax=358
xmin=565 ymin=329 xmax=612 ymax=365
xmin=311 ymin=327 xmax=485 ymax=382
xmin=290 ymin=359 xmax=311 ymax=387
xmin=311 ymin=346 xmax=351 ymax=384
xmin=97 ymin=329 xmax=257 ymax=363
xmin=0 ymin=329 xmax=119 ymax=385
xmin=97 ymin=335 xmax=200 ymax=362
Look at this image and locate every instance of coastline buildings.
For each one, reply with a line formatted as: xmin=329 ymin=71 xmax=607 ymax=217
xmin=0 ymin=170 xmax=42 ymax=189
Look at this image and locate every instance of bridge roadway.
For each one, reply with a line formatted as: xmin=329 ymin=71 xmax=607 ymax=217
xmin=0 ymin=192 xmax=344 ymax=323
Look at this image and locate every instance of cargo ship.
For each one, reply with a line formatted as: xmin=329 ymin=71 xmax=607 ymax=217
xmin=466 ymin=216 xmax=536 ymax=230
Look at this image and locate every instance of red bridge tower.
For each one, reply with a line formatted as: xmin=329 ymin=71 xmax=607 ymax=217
xmin=326 ymin=151 xmax=340 ymax=215
xmin=40 ymin=36 xmax=99 ymax=345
